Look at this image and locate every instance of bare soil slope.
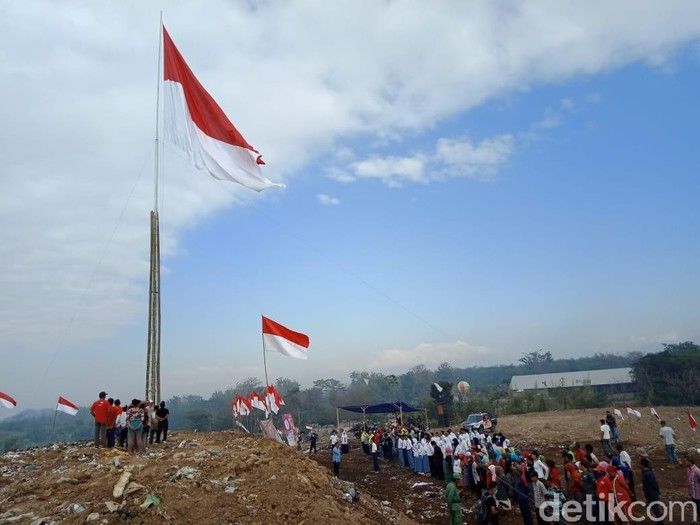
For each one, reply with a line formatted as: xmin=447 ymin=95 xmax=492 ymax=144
xmin=0 ymin=430 xmax=416 ymax=524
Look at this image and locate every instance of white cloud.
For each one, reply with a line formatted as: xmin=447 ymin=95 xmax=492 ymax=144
xmin=1 ymin=0 xmax=700 ymax=404
xmin=316 ymin=193 xmax=341 ymax=206
xmin=370 ymin=340 xmax=491 ymax=371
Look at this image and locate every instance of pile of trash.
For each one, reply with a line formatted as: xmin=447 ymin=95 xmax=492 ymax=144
xmin=0 ymin=430 xmax=416 ymax=524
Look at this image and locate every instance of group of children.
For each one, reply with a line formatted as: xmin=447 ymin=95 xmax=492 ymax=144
xmin=89 ymin=391 xmax=170 ymax=454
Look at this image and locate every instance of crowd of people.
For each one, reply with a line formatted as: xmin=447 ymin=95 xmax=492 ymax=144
xmin=89 ymin=391 xmax=170 ymax=454
xmin=321 ymin=410 xmax=699 ymax=524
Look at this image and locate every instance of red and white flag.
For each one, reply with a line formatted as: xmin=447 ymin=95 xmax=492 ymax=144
xmin=249 ymin=391 xmax=268 ymax=416
xmin=650 ymin=406 xmax=661 ymax=422
xmin=265 ymin=385 xmax=285 ymax=415
xmin=262 ymin=316 xmax=310 ymax=360
xmin=626 ymin=405 xmax=641 ymax=418
xmin=233 ymin=395 xmax=251 ymax=417
xmin=613 ymin=408 xmax=624 ymax=420
xmin=0 ymin=392 xmax=17 ymax=409
xmin=162 ymin=27 xmax=282 ymax=192
xmin=56 ymin=396 xmax=79 ymax=416
xmin=689 ymin=410 xmax=697 ymax=432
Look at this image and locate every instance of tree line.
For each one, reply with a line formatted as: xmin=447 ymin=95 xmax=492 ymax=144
xmin=1 ymin=344 xmax=696 ymax=452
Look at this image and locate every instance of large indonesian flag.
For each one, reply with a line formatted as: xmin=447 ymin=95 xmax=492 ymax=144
xmin=162 ymin=27 xmax=281 ymax=192
xmin=0 ymin=392 xmax=17 ymax=409
xmin=265 ymin=385 xmax=285 ymax=415
xmin=262 ymin=316 xmax=309 ymax=360
xmin=56 ymin=396 xmax=79 ymax=416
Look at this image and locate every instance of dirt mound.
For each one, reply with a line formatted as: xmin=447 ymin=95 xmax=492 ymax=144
xmin=0 ymin=430 xmax=417 ymax=524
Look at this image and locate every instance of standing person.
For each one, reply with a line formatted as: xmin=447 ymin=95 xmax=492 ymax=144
xmin=90 ymin=391 xmax=109 ymax=448
xmin=444 ymin=472 xmax=462 ymax=525
xmin=107 ymin=399 xmax=122 ymax=448
xmin=658 ymin=421 xmax=677 ymax=463
xmin=483 ymin=485 xmax=500 ymax=525
xmin=640 ymin=457 xmax=664 ymax=522
xmin=105 ymin=398 xmax=117 ymax=448
xmin=126 ymin=399 xmax=144 ymax=455
xmin=330 ymin=429 xmax=338 ymax=454
xmin=432 ymin=441 xmax=444 ymax=480
xmin=585 ymin=443 xmax=600 ymax=466
xmin=332 ymin=442 xmax=341 ymax=478
xmin=687 ymin=453 xmax=700 ymax=514
xmin=371 ymin=439 xmax=380 ymax=472
xmin=514 ymin=470 xmax=533 ymax=525
xmin=115 ymin=404 xmax=127 ymax=449
xmin=606 ymin=410 xmax=620 ymax=447
xmin=308 ymin=428 xmax=318 ymax=455
xmin=341 ymin=428 xmax=349 ymax=454
xmin=155 ymin=400 xmax=169 ymax=443
xmin=140 ymin=402 xmax=150 ymax=450
xmin=530 ymin=471 xmax=548 ymax=525
xmin=148 ymin=402 xmax=157 ymax=444
xmin=600 ymin=419 xmax=613 ymax=456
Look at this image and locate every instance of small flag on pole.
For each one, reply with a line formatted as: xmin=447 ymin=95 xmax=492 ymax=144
xmin=433 ymin=383 xmax=443 ymax=393
xmin=689 ymin=410 xmax=697 ymax=432
xmin=56 ymin=396 xmax=79 ymax=416
xmin=262 ymin=316 xmax=310 ymax=360
xmin=626 ymin=405 xmax=641 ymax=418
xmin=265 ymin=385 xmax=285 ymax=415
xmin=614 ymin=408 xmax=624 ymax=420
xmin=650 ymin=406 xmax=661 ymax=422
xmin=249 ymin=391 xmax=268 ymax=417
xmin=0 ymin=392 xmax=17 ymax=409
xmin=234 ymin=395 xmax=251 ymax=417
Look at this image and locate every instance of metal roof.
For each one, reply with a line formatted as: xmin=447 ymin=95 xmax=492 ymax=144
xmin=509 ymin=367 xmax=633 ymax=391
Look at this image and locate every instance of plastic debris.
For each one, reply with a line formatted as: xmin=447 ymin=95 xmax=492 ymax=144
xmin=139 ymin=493 xmax=161 ymax=509
xmin=86 ymin=512 xmax=100 ymax=521
xmin=104 ymin=501 xmax=121 ymax=513
xmin=112 ymin=471 xmax=131 ymax=498
xmin=411 ymin=482 xmax=431 ymax=488
xmin=70 ymin=503 xmax=85 ymax=513
xmin=174 ymin=466 xmax=199 ymax=480
xmin=123 ymin=482 xmax=146 ymax=496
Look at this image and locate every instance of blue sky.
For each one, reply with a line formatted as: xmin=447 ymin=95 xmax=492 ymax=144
xmin=1 ymin=1 xmax=699 ymax=409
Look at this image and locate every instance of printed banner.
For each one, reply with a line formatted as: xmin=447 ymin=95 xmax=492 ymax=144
xmin=259 ymin=419 xmax=283 ymax=443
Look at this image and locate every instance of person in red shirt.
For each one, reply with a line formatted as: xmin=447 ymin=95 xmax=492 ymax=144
xmin=546 ymin=459 xmax=562 ymax=489
xmin=106 ymin=398 xmax=122 ymax=448
xmin=90 ymin=391 xmax=109 ymax=448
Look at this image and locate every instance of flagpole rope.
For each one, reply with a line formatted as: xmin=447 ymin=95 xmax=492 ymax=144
xmin=253 ymin=210 xmax=457 ymax=342
xmin=29 ymin=148 xmax=153 ymax=404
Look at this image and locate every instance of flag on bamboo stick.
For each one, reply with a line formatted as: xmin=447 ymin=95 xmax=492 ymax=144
xmin=56 ymin=396 xmax=79 ymax=416
xmin=162 ymin=27 xmax=282 ymax=192
xmin=614 ymin=408 xmax=624 ymax=420
xmin=0 ymin=392 xmax=17 ymax=409
xmin=626 ymin=405 xmax=641 ymax=418
xmin=265 ymin=385 xmax=285 ymax=415
xmin=232 ymin=395 xmax=251 ymax=417
xmin=249 ymin=391 xmax=268 ymax=416
xmin=650 ymin=406 xmax=661 ymax=422
xmin=262 ymin=316 xmax=310 ymax=360
xmin=689 ymin=410 xmax=697 ymax=432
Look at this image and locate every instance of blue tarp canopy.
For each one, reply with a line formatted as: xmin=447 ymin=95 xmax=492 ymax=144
xmin=338 ymin=401 xmax=420 ymax=414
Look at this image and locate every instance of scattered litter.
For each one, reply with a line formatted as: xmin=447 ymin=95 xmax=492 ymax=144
xmin=112 ymin=471 xmax=131 ymax=498
xmin=104 ymin=501 xmax=121 ymax=513
xmin=173 ymin=466 xmax=199 ymax=480
xmin=123 ymin=482 xmax=146 ymax=496
xmin=70 ymin=503 xmax=85 ymax=514
xmin=85 ymin=512 xmax=100 ymax=522
xmin=140 ymin=493 xmax=161 ymax=509
xmin=411 ymin=482 xmax=431 ymax=489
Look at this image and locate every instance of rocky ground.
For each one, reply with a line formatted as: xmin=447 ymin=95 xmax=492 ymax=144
xmin=0 ymin=431 xmax=415 ymax=524
xmin=1 ymin=406 xmax=698 ymax=524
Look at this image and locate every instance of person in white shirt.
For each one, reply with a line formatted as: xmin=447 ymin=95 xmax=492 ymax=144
xmin=600 ymin=419 xmax=612 ymax=455
xmin=340 ymin=429 xmax=349 ymax=454
xmin=534 ymin=455 xmax=549 ymax=481
xmin=659 ymin=421 xmax=677 ymax=463
xmin=115 ymin=406 xmax=127 ymax=449
xmin=371 ymin=440 xmax=380 ymax=471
